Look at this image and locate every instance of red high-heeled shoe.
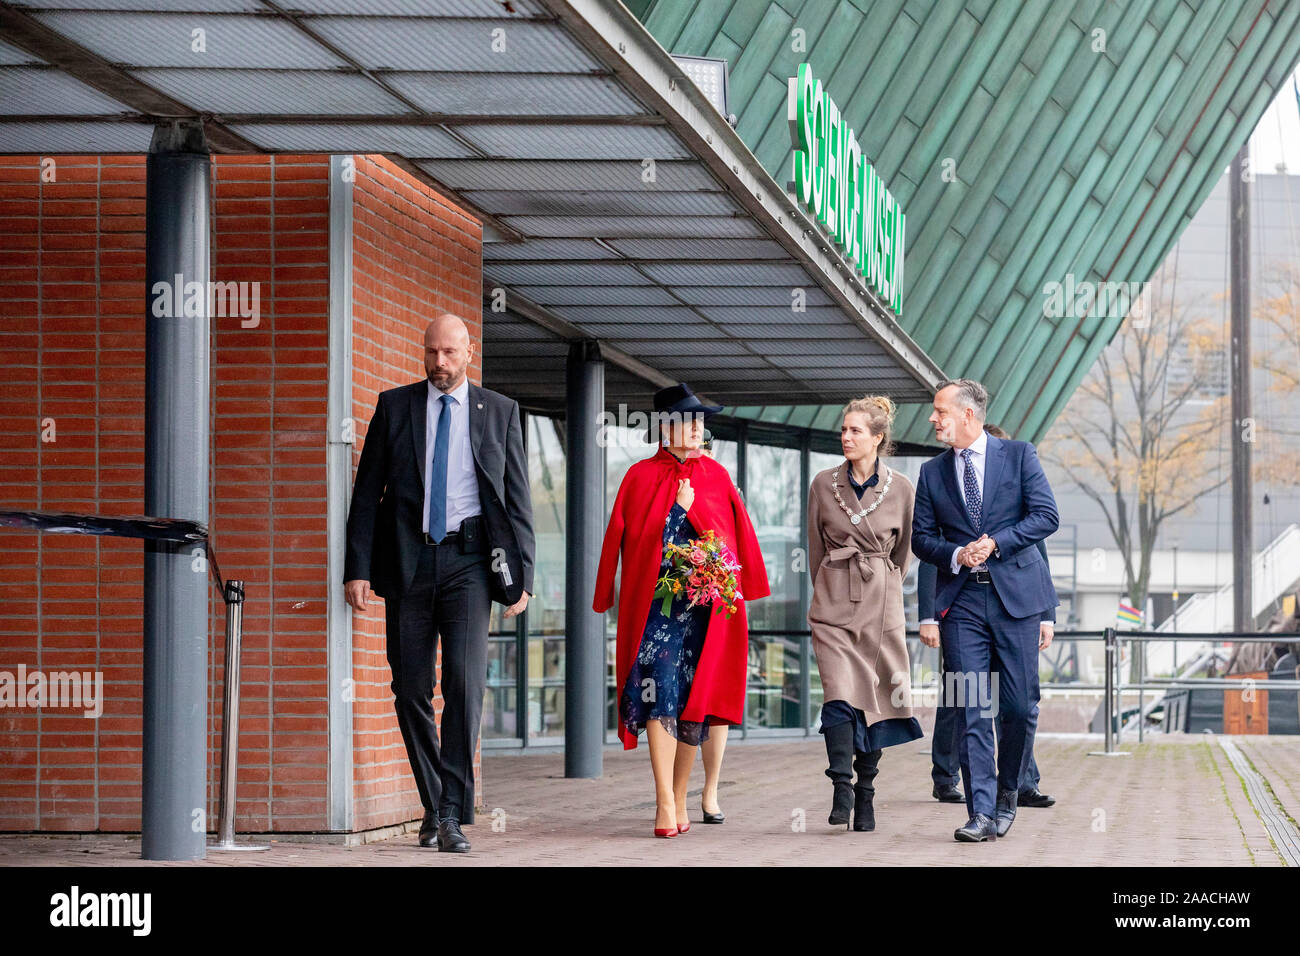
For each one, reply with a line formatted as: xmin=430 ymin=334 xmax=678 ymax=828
xmin=676 ymin=819 xmax=691 ymax=833
xmin=654 ymin=826 xmax=679 ymax=838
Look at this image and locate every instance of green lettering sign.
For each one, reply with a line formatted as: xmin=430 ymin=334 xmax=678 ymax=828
xmin=788 ymin=62 xmax=905 ymax=316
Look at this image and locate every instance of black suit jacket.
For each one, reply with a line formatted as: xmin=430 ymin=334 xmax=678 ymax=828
xmin=344 ymin=379 xmax=535 ymax=606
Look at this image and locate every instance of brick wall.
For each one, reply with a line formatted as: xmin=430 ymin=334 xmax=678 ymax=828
xmin=0 ymin=153 xmax=335 ymax=832
xmin=348 ymin=154 xmax=484 ymax=830
xmin=0 ymin=152 xmax=483 ymax=835
xmin=209 ymin=155 xmax=332 ymax=832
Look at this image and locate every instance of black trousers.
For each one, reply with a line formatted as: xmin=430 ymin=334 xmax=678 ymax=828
xmin=384 ymin=539 xmax=492 ymax=825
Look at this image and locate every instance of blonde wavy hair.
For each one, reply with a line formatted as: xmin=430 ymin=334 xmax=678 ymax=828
xmin=841 ymin=395 xmax=896 ymax=458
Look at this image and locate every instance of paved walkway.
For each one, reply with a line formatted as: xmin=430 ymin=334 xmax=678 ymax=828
xmin=2 ymin=734 xmax=1297 ymax=866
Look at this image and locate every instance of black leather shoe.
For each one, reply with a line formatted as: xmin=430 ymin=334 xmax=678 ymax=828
xmin=701 ymin=805 xmax=725 ymax=824
xmin=417 ymin=810 xmax=440 ymax=848
xmin=932 ymin=783 xmax=964 ymax=804
xmin=953 ymin=814 xmax=997 ymax=842
xmin=1018 ymin=786 xmax=1055 ymax=808
xmin=436 ymin=818 xmax=471 ymax=853
xmin=995 ymin=789 xmax=1017 ymax=837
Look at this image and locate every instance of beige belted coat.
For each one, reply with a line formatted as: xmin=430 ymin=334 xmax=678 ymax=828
xmin=807 ymin=462 xmax=916 ymax=723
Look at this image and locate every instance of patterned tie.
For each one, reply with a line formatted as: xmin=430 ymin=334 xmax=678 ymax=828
xmin=428 ymin=393 xmax=453 ymax=542
xmin=961 ymin=447 xmax=982 ymax=532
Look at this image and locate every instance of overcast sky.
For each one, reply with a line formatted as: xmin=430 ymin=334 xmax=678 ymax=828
xmin=1247 ymin=62 xmax=1300 ymax=174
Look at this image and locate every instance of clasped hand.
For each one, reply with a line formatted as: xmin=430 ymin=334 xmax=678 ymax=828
xmin=957 ymin=534 xmax=996 ymax=568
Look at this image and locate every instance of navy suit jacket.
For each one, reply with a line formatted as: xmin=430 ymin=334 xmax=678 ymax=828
xmin=912 ymin=436 xmax=1060 ymax=620
xmin=917 ymin=541 xmax=1055 ymax=624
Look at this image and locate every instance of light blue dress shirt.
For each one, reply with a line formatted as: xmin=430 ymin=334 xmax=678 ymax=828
xmin=422 ymin=377 xmax=481 ymax=536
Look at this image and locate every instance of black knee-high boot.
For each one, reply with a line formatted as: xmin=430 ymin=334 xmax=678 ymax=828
xmin=824 ymin=721 xmax=855 ymax=827
xmin=853 ymin=749 xmax=882 ymax=832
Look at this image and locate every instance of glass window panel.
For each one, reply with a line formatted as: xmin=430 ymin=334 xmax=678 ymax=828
xmin=743 ymin=442 xmax=802 ymax=633
xmin=746 ymin=633 xmax=803 ymax=729
xmin=482 ymin=635 xmax=519 ymax=740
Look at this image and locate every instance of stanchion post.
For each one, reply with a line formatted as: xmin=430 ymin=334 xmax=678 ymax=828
xmin=1089 ymin=627 xmax=1129 ymax=756
xmin=211 ymin=579 xmax=268 ymax=851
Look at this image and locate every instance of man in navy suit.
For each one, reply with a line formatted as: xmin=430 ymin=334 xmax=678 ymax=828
xmin=912 ymin=380 xmax=1059 ymax=842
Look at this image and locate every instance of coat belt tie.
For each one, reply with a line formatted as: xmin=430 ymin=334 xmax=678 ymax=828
xmin=824 ymin=545 xmax=895 ymax=602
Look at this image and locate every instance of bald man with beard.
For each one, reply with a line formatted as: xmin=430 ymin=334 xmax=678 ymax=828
xmin=345 ymin=315 xmax=535 ymax=853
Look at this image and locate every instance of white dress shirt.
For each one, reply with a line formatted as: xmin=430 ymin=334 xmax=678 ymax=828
xmin=422 ymin=377 xmax=481 ymax=536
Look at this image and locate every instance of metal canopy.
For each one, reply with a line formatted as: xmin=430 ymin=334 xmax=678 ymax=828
xmin=629 ymin=0 xmax=1300 ymax=444
xmin=0 ymin=0 xmax=946 ymax=409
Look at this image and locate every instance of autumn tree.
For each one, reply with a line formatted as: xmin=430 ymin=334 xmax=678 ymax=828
xmin=1040 ymin=285 xmax=1230 ymax=634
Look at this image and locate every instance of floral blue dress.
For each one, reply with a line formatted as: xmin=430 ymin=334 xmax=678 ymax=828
xmin=619 ymin=502 xmax=713 ymax=746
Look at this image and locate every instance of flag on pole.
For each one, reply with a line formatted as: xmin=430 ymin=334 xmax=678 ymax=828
xmin=1117 ymin=602 xmax=1142 ymax=626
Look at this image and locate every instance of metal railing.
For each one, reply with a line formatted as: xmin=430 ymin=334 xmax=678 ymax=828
xmin=0 ymin=509 xmax=264 ymax=850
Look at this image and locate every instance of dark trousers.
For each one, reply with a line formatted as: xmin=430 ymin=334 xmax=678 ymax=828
xmin=384 ymin=540 xmax=492 ymax=825
xmin=938 ymin=578 xmax=1040 ymax=818
xmin=932 ymin=678 xmax=1042 ymax=791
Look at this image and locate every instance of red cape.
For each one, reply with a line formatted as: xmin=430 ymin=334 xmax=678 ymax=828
xmin=593 ymin=446 xmax=770 ymax=750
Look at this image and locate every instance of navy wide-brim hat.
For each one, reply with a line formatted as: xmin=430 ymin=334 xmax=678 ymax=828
xmin=653 ymin=382 xmax=724 ymax=418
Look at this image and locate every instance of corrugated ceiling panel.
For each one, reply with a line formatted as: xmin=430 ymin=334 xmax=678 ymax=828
xmin=641 ymin=261 xmax=811 ymax=286
xmin=296 ymin=0 xmax=549 ymax=15
xmin=483 ymin=238 xmax=617 ymax=260
xmin=384 ymin=72 xmax=646 ymax=116
xmin=0 ymin=67 xmax=135 ymax=114
xmin=30 ymin=12 xmax=348 ymax=68
xmin=554 ymin=306 xmax=706 ymax=325
xmin=614 ymin=339 xmax=750 ymax=356
xmin=130 ymin=68 xmax=410 ymax=114
xmin=455 ymin=123 xmax=692 ymax=160
xmin=0 ymin=39 xmax=42 ymax=65
xmin=417 ymin=159 xmax=719 ymax=191
xmin=501 ymin=215 xmax=766 ymax=238
xmin=306 ymin=18 xmax=598 ymax=73
xmin=699 ymin=306 xmax=848 ymax=324
xmin=464 ymin=189 xmax=740 ymax=217
xmin=607 ymin=237 xmax=789 ymax=259
xmin=510 ymin=285 xmax=681 ymax=306
xmin=673 ymin=285 xmax=834 ymax=306
xmin=484 ymin=262 xmax=655 ymax=285
xmin=25 ymin=0 xmax=260 ymax=9
xmin=227 ymin=123 xmax=479 ymax=157
xmin=0 ymin=120 xmax=152 ymax=152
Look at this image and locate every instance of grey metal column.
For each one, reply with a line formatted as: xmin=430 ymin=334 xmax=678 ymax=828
xmin=565 ymin=339 xmax=604 ymax=777
xmin=1229 ymin=143 xmax=1253 ymax=634
xmin=142 ymin=120 xmax=211 ymax=861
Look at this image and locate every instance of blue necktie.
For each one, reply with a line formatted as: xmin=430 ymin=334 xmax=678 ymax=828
xmin=428 ymin=393 xmax=453 ymax=542
xmin=961 ymin=447 xmax=982 ymax=532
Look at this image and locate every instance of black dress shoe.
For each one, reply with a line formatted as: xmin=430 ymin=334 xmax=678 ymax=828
xmin=995 ymin=789 xmax=1017 ymax=837
xmin=1018 ymin=786 xmax=1055 ymax=808
xmin=932 ymin=783 xmax=964 ymax=804
xmin=417 ymin=810 xmax=440 ymax=848
xmin=953 ymin=814 xmax=997 ymax=842
xmin=701 ymin=805 xmax=725 ymax=824
xmin=436 ymin=818 xmax=471 ymax=853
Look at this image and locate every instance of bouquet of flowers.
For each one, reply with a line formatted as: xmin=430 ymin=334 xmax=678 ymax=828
xmin=653 ymin=528 xmax=743 ymax=619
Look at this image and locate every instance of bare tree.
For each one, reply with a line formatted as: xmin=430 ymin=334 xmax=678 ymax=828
xmin=1041 ymin=290 xmax=1230 ymax=639
xmin=1254 ymin=260 xmax=1300 ymax=486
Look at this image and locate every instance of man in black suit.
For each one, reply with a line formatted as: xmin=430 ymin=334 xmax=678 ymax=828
xmin=344 ymin=313 xmax=534 ymax=853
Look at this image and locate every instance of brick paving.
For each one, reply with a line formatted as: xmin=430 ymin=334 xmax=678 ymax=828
xmin=2 ymin=734 xmax=1296 ymax=866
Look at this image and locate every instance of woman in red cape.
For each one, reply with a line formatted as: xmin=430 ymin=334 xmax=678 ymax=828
xmin=594 ymin=384 xmax=769 ymax=838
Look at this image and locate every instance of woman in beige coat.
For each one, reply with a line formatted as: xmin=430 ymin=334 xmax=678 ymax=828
xmin=807 ymin=395 xmax=922 ymax=831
